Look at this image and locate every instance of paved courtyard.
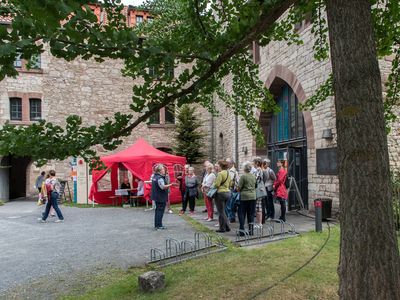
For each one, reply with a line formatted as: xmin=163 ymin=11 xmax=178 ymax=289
xmin=0 ymin=200 xmax=196 ymax=298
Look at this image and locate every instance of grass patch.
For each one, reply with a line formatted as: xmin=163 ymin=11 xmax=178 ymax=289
xmin=0 ymin=200 xmax=4 ymax=206
xmin=61 ymin=227 xmax=340 ymax=300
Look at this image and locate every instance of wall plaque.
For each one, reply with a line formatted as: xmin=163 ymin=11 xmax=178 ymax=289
xmin=316 ymin=148 xmax=338 ymax=175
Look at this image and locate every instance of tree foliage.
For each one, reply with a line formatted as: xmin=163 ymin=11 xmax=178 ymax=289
xmin=0 ymin=0 xmax=398 ymax=162
xmin=173 ymin=105 xmax=205 ymax=164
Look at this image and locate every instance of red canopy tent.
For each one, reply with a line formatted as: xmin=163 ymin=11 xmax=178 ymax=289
xmin=89 ymin=139 xmax=186 ymax=204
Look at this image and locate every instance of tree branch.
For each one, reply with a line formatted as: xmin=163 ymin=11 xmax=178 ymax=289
xmin=113 ymin=0 xmax=296 ymax=138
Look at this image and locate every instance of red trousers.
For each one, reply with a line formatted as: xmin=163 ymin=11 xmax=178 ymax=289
xmin=203 ymin=192 xmax=214 ymax=219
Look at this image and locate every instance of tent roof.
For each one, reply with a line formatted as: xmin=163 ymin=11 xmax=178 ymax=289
xmin=101 ymin=138 xmax=185 ymax=164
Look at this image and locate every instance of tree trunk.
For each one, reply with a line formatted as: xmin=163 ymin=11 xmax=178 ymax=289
xmin=325 ymin=1 xmax=400 ymax=299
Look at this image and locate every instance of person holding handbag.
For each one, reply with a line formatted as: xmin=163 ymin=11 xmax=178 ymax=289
xmin=213 ymin=160 xmax=232 ymax=233
xmin=253 ymin=157 xmax=267 ymax=226
xmin=201 ymin=163 xmax=216 ymax=221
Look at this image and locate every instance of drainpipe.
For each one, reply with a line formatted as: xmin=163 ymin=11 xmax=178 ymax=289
xmin=211 ymin=111 xmax=215 ymax=162
xmin=235 ymin=113 xmax=239 ymax=167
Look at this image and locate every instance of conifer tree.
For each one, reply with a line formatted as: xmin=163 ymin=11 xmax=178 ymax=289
xmin=173 ymin=105 xmax=205 ymax=164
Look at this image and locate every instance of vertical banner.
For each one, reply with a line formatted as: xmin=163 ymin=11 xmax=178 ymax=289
xmin=70 ymin=157 xmax=77 ymax=203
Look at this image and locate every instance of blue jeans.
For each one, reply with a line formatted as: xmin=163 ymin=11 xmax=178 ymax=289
xmin=225 ymin=191 xmax=239 ymax=221
xmin=155 ymin=201 xmax=166 ymax=228
xmin=42 ymin=191 xmax=64 ymax=220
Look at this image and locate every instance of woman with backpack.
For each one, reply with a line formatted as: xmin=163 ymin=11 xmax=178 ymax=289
xmin=274 ymin=160 xmax=288 ymax=222
xmin=39 ymin=170 xmax=64 ymax=223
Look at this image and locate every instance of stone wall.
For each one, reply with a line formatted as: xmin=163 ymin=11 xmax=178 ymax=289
xmin=0 ymin=49 xmax=178 ymax=198
xmin=211 ymin=15 xmax=399 ymax=211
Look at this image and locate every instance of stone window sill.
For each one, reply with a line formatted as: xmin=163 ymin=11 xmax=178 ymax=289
xmin=16 ymin=67 xmax=44 ymax=74
xmin=8 ymin=120 xmax=42 ymax=126
xmin=147 ymin=124 xmax=176 ymax=129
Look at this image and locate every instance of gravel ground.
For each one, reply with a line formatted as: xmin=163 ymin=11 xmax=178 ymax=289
xmin=0 ymin=200 xmax=196 ymax=299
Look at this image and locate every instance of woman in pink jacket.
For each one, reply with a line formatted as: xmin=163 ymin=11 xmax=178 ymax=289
xmin=273 ymin=160 xmax=288 ymax=222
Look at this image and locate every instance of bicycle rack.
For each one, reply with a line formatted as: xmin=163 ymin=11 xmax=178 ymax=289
xmin=271 ymin=219 xmax=285 ymax=237
xmin=180 ymin=240 xmax=195 ymax=256
xmin=285 ymin=222 xmax=296 ymax=235
xmin=194 ymin=232 xmax=212 ymax=251
xmin=263 ymin=223 xmax=274 ymax=239
xmin=148 ymin=232 xmax=227 ymax=267
xmin=234 ymin=219 xmax=298 ymax=247
xmin=235 ymin=229 xmax=250 ymax=244
xmin=165 ymin=238 xmax=181 ymax=261
xmin=150 ymin=248 xmax=165 ymax=262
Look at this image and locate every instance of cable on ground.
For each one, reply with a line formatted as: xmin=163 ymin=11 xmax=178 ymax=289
xmin=249 ymin=221 xmax=331 ymax=300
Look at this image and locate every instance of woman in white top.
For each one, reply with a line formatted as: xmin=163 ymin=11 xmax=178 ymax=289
xmin=201 ymin=163 xmax=216 ymax=221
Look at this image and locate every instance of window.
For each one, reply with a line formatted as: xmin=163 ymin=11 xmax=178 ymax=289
xmin=268 ymin=84 xmax=305 ymax=144
xmin=136 ymin=15 xmax=143 ymax=24
xmin=29 ymin=98 xmax=42 ymax=121
xmin=149 ymin=111 xmax=160 ymax=124
xmin=148 ymin=105 xmax=176 ymax=126
xmin=149 ymin=64 xmax=174 ymax=80
xmin=10 ymin=98 xmax=22 ymax=121
xmin=29 ymin=54 xmax=41 ymax=69
xmin=148 ymin=65 xmax=157 ymax=77
xmin=147 ymin=16 xmax=154 ymax=23
xmin=14 ymin=53 xmax=22 ymax=68
xmin=165 ymin=104 xmax=175 ymax=124
xmin=100 ymin=9 xmax=105 ymax=24
xmin=165 ymin=63 xmax=174 ymax=80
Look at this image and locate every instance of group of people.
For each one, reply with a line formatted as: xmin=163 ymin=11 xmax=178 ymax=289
xmin=147 ymin=156 xmax=288 ymax=234
xmin=187 ymin=157 xmax=288 ymax=234
xmin=35 ymin=170 xmax=64 ymax=223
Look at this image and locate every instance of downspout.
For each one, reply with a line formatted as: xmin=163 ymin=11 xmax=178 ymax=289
xmin=235 ymin=113 xmax=239 ymax=167
xmin=211 ymin=110 xmax=215 ymax=162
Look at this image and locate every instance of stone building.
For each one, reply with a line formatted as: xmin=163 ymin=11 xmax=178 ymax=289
xmin=210 ymin=15 xmax=400 ymax=211
xmin=0 ymin=6 xmax=191 ymax=201
xmin=0 ymin=6 xmax=399 ymax=212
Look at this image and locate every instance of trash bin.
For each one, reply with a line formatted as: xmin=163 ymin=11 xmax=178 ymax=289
xmin=315 ymin=198 xmax=332 ymax=220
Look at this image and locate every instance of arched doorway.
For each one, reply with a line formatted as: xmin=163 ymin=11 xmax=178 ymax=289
xmin=259 ymin=77 xmax=309 ymax=210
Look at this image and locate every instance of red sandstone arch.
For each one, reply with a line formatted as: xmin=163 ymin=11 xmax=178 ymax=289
xmin=254 ymin=65 xmax=315 ymax=154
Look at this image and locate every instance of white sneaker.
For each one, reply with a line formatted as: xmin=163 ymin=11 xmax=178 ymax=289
xmin=54 ymin=219 xmax=64 ymax=223
xmin=37 ymin=218 xmax=46 ymax=223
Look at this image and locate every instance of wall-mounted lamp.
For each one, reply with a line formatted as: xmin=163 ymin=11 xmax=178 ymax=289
xmin=322 ymin=129 xmax=333 ymax=140
xmin=242 ymin=146 xmax=248 ymax=155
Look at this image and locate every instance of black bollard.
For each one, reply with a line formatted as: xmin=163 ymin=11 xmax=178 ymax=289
xmin=315 ymin=200 xmax=322 ymax=232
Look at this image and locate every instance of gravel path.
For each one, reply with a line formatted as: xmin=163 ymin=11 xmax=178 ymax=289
xmin=0 ymin=200 xmax=196 ymax=298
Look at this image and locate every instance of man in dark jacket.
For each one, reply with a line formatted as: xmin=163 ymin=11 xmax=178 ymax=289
xmin=151 ymin=164 xmax=174 ymax=230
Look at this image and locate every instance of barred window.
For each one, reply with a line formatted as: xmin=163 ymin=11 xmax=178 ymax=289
xmin=10 ymin=98 xmax=22 ymax=120
xmin=14 ymin=53 xmax=22 ymax=68
xmin=136 ymin=15 xmax=143 ymax=24
xmin=29 ymin=98 xmax=42 ymax=121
